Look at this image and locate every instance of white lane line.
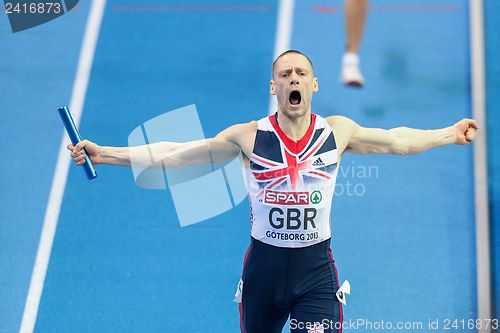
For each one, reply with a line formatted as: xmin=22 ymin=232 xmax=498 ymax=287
xmin=268 ymin=0 xmax=295 ymax=115
xmin=19 ymin=1 xmax=107 ymax=332
xmin=469 ymin=0 xmax=492 ymax=331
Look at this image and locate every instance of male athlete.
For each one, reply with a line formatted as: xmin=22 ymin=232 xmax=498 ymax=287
xmin=68 ymin=50 xmax=478 ymax=333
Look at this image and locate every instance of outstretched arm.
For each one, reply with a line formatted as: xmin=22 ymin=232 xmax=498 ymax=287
xmin=67 ymin=123 xmax=250 ymax=168
xmin=328 ymin=116 xmax=478 ymax=155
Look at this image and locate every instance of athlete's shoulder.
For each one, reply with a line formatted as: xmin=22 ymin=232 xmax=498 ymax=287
xmin=324 ymin=115 xmax=356 ymax=128
xmin=218 ymin=121 xmax=257 ymax=139
xmin=232 ymin=120 xmax=258 ymax=133
xmin=323 ymin=115 xmax=361 ymax=155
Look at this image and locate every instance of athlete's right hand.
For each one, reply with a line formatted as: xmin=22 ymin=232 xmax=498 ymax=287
xmin=67 ymin=139 xmax=102 ymax=165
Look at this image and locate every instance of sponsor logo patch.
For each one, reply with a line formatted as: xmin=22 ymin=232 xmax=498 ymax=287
xmin=310 ymin=191 xmax=322 ymax=204
xmin=311 ymin=157 xmax=326 ymax=167
xmin=264 ymin=190 xmax=309 ymax=205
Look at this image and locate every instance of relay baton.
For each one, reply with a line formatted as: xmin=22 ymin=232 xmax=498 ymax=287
xmin=58 ymin=106 xmax=97 ymax=180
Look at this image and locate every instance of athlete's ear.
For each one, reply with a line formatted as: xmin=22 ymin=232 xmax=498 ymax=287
xmin=313 ymin=77 xmax=319 ymax=93
xmin=270 ymin=80 xmax=276 ymax=95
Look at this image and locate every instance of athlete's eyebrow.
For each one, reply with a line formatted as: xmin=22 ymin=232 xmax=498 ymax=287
xmin=278 ymin=67 xmax=309 ymax=74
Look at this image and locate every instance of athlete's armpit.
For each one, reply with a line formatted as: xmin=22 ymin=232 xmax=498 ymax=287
xmin=214 ymin=121 xmax=258 ymax=160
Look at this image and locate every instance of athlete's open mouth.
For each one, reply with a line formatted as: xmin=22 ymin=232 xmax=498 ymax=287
xmin=289 ymin=90 xmax=301 ymax=105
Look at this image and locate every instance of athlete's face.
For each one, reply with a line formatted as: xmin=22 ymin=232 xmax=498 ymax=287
xmin=270 ymin=53 xmax=318 ymax=119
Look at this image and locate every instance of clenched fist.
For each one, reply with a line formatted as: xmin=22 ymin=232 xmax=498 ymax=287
xmin=67 ymin=139 xmax=102 ymax=165
xmin=453 ymin=118 xmax=478 ymax=145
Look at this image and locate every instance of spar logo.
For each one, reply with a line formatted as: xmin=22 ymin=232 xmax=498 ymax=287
xmin=264 ymin=190 xmax=309 ymax=205
xmin=310 ymin=191 xmax=322 ymax=204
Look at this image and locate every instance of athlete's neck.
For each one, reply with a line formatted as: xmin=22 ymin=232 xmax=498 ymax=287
xmin=275 ymin=111 xmax=312 ymax=141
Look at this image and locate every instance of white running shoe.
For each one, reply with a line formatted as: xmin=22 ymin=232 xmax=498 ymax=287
xmin=341 ymin=53 xmax=365 ymax=88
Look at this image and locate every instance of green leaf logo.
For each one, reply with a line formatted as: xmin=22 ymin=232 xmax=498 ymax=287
xmin=310 ymin=191 xmax=322 ymax=204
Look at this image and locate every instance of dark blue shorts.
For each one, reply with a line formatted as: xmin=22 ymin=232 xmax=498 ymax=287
xmin=238 ymin=237 xmax=343 ymax=333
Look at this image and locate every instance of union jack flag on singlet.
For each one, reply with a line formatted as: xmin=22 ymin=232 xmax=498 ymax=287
xmin=243 ymin=113 xmax=339 ymax=248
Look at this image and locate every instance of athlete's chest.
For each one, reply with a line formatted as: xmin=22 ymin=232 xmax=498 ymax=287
xmin=240 ymin=114 xmax=339 ymax=170
xmin=251 ymin=125 xmax=337 ymax=164
xmin=249 ymin=132 xmax=337 ymax=194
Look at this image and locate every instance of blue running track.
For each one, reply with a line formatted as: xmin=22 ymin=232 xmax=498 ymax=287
xmin=1 ymin=1 xmax=497 ymax=332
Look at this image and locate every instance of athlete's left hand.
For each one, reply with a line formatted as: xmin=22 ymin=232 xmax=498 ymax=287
xmin=453 ymin=118 xmax=479 ymax=145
